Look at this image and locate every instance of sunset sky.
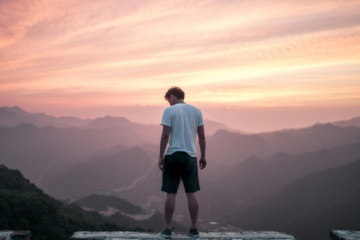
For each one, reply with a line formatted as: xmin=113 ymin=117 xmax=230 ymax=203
xmin=1 ymin=0 xmax=360 ymax=132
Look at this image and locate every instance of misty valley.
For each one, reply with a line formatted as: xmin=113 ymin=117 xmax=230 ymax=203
xmin=1 ymin=106 xmax=360 ymax=240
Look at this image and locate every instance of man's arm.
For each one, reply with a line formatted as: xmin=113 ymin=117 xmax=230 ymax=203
xmin=159 ymin=125 xmax=171 ymax=171
xmin=197 ymin=125 xmax=207 ymax=169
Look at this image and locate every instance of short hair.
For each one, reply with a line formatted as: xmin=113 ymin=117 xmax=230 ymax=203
xmin=164 ymin=86 xmax=185 ymax=100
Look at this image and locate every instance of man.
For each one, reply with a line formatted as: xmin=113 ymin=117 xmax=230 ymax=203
xmin=158 ymin=86 xmax=207 ymax=238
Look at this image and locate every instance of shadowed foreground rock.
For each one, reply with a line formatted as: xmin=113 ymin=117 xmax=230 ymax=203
xmin=70 ymin=231 xmax=295 ymax=239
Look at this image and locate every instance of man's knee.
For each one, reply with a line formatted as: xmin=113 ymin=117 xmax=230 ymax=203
xmin=186 ymin=192 xmax=197 ymax=199
xmin=167 ymin=193 xmax=177 ymax=200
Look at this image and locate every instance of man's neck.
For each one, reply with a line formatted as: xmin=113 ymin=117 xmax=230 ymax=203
xmin=170 ymin=97 xmax=185 ymax=105
xmin=173 ymin=99 xmax=185 ymax=105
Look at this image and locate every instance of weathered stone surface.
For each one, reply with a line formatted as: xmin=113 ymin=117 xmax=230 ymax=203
xmin=70 ymin=231 xmax=296 ymax=240
xmin=0 ymin=231 xmax=12 ymax=240
xmin=330 ymin=230 xmax=360 ymax=240
xmin=0 ymin=231 xmax=31 ymax=240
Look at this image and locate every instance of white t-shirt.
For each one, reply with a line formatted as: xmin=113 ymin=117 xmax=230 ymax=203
xmin=161 ymin=103 xmax=204 ymax=157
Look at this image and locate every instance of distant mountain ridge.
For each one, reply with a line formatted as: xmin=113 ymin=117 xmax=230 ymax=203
xmin=259 ymin=123 xmax=360 ymax=156
xmin=0 ymin=106 xmax=89 ymax=128
xmin=207 ymin=124 xmax=360 ymax=167
xmin=0 ymin=106 xmax=232 ymax=140
xmin=5 ymin=105 xmax=360 ymax=134
xmin=333 ymin=116 xmax=360 ymax=127
xmin=86 ymin=115 xmax=134 ymax=129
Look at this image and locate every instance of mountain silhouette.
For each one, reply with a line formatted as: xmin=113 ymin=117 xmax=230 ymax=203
xmin=207 ymin=130 xmax=267 ymax=166
xmin=86 ymin=115 xmax=133 ymax=129
xmin=0 ymin=123 xmax=146 ymax=184
xmin=0 ymin=106 xmax=89 ymax=128
xmin=202 ymin=156 xmax=283 ymax=218
xmin=265 ymin=140 xmax=360 ymax=185
xmin=200 ymin=140 xmax=360 ymax=223
xmin=333 ymin=116 xmax=360 ymax=127
xmin=46 ymin=146 xmax=154 ymax=198
xmin=227 ymin=158 xmax=360 ymax=240
xmin=259 ymin=123 xmax=360 ymax=156
xmin=206 ymin=124 xmax=360 ymax=167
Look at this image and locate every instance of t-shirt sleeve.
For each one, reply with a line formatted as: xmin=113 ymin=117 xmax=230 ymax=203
xmin=161 ymin=108 xmax=172 ymax=126
xmin=198 ymin=110 xmax=204 ymax=126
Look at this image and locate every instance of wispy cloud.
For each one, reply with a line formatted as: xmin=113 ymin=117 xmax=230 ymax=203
xmin=1 ymin=0 xmax=360 ymax=113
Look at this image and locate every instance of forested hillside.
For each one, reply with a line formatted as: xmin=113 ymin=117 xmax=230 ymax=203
xmin=0 ymin=165 xmax=146 ymax=240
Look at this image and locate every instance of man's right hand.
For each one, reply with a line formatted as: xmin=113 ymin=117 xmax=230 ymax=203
xmin=158 ymin=157 xmax=165 ymax=171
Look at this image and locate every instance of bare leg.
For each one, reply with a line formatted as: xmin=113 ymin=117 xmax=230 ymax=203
xmin=164 ymin=193 xmax=176 ymax=229
xmin=186 ymin=192 xmax=199 ymax=229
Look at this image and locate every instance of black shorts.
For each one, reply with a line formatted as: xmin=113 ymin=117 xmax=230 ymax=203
xmin=161 ymin=152 xmax=200 ymax=194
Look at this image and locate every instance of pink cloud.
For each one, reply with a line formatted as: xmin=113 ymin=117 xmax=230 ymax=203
xmin=0 ymin=0 xmax=359 ymax=120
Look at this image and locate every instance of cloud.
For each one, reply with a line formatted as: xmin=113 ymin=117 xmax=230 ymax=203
xmin=0 ymin=0 xmax=359 ymax=113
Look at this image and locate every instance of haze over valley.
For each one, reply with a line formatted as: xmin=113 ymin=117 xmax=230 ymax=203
xmin=1 ymin=106 xmax=360 ymax=240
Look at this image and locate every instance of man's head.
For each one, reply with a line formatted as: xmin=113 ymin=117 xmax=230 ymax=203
xmin=164 ymin=86 xmax=185 ymax=105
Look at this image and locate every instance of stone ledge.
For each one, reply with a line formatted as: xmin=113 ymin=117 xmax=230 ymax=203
xmin=330 ymin=230 xmax=360 ymax=240
xmin=70 ymin=231 xmax=296 ymax=240
xmin=0 ymin=231 xmax=31 ymax=240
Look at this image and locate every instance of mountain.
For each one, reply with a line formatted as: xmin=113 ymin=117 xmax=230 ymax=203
xmin=85 ymin=115 xmax=161 ymax=144
xmin=333 ymin=116 xmax=360 ymax=128
xmin=45 ymin=146 xmax=155 ymax=199
xmin=0 ymin=124 xmax=144 ymax=184
xmin=0 ymin=164 xmax=143 ymax=240
xmin=204 ymin=119 xmax=243 ymax=136
xmin=86 ymin=115 xmax=134 ymax=129
xmin=205 ymin=124 xmax=360 ymax=167
xmin=114 ymin=140 xmax=360 ymax=228
xmin=201 ymin=140 xmax=360 ymax=222
xmin=0 ymin=106 xmax=89 ymax=128
xmin=202 ymin=156 xmax=283 ymax=219
xmin=206 ymin=130 xmax=268 ymax=166
xmin=226 ymin=158 xmax=360 ymax=240
xmin=265 ymin=140 xmax=360 ymax=185
xmin=85 ymin=116 xmax=233 ymax=144
xmin=0 ymin=107 xmax=235 ymax=189
xmin=1 ymin=106 xmax=234 ymax=137
xmin=71 ymin=193 xmax=185 ymax=232
xmin=0 ymin=113 xmax=167 ymax=187
xmin=259 ymin=123 xmax=360 ymax=156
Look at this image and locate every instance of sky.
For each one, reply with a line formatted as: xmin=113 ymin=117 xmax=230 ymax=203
xmin=1 ymin=0 xmax=360 ymax=132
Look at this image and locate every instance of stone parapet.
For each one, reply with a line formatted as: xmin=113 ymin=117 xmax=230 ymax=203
xmin=0 ymin=231 xmax=31 ymax=240
xmin=330 ymin=230 xmax=360 ymax=240
xmin=70 ymin=231 xmax=296 ymax=240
